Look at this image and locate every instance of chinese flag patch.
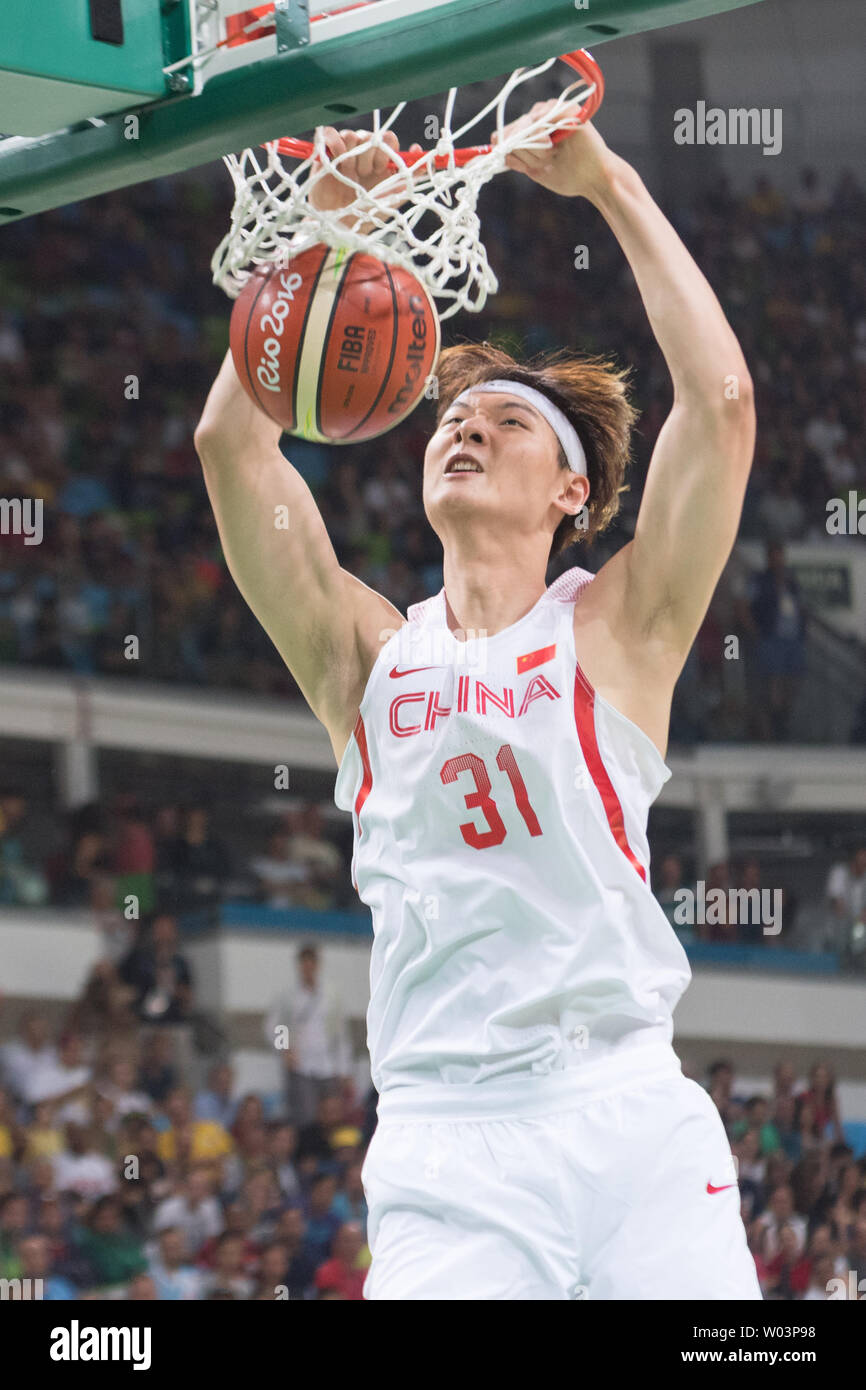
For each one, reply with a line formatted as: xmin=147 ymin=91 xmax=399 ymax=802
xmin=516 ymin=643 xmax=556 ymax=675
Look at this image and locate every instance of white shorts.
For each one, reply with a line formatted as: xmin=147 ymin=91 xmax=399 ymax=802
xmin=362 ymin=1043 xmax=762 ymax=1301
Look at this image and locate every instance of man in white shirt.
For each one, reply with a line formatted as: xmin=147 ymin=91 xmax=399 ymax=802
xmin=152 ymin=1166 xmax=224 ymax=1257
xmin=52 ymin=1123 xmax=118 ymax=1199
xmin=249 ymin=830 xmax=308 ymax=909
xmin=0 ymin=1010 xmax=58 ymax=1102
xmin=24 ymin=1033 xmax=92 ymax=1127
xmin=96 ymin=1058 xmax=153 ymax=1127
xmin=264 ymin=944 xmax=352 ymax=1127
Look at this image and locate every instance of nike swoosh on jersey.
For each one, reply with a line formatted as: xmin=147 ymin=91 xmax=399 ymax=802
xmin=389 ymin=665 xmax=443 ymax=677
xmin=706 ymin=1181 xmax=738 ymax=1194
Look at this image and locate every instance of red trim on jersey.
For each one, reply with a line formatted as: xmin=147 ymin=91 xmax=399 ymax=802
xmin=351 ymin=713 xmax=373 ymax=892
xmin=517 ymin=642 xmax=556 ymax=675
xmin=572 ymin=664 xmax=647 ymax=883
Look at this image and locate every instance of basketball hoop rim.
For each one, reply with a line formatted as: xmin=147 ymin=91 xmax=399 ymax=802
xmin=270 ymin=48 xmax=604 ymax=168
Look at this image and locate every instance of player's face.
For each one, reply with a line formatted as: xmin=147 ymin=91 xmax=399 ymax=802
xmin=423 ymin=390 xmax=568 ymax=543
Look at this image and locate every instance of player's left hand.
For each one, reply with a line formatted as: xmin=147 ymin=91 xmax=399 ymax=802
xmin=492 ymin=104 xmax=612 ymax=200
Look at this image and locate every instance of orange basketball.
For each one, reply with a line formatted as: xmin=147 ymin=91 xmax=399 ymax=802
xmin=229 ymin=244 xmax=441 ymax=443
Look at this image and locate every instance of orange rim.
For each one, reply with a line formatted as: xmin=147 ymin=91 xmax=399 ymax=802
xmin=270 ymin=49 xmax=604 ymax=169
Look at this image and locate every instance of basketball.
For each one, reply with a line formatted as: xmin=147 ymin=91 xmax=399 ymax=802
xmin=229 ymin=244 xmax=441 ymax=442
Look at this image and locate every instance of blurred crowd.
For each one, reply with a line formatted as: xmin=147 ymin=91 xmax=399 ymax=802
xmin=3 ymin=783 xmax=865 ymax=969
xmin=0 ymin=936 xmax=371 ymax=1301
xmin=653 ymin=839 xmax=866 ymax=966
xmin=707 ymin=1058 xmax=866 ymax=1300
xmin=0 ymin=161 xmax=863 ymax=741
xmin=0 ymin=785 xmax=354 ymax=915
xmin=1 ymin=976 xmax=863 ymax=1300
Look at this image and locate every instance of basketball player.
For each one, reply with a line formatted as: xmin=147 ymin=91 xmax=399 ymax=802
xmin=195 ymin=111 xmax=761 ymax=1299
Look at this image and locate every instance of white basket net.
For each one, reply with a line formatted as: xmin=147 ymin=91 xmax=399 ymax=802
xmin=211 ymin=55 xmax=600 ymax=320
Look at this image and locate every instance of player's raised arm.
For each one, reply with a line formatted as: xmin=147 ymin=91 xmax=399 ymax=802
xmin=500 ymin=113 xmax=756 ymax=666
xmin=194 ymin=353 xmax=402 ymax=758
xmin=194 ymin=129 xmax=413 ymax=757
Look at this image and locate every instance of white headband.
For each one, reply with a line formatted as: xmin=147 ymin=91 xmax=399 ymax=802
xmin=450 ymin=379 xmax=587 ymax=478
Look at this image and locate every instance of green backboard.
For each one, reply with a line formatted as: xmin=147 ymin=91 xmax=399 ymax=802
xmin=0 ymin=0 xmax=767 ymax=222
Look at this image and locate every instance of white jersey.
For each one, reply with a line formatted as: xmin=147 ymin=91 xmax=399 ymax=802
xmin=334 ymin=565 xmax=691 ymax=1093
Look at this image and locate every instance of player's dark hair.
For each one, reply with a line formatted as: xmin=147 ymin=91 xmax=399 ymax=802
xmin=434 ymin=340 xmax=639 ymax=557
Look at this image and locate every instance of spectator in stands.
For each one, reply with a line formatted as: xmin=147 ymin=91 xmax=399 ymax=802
xmin=65 ymin=960 xmax=137 ymax=1049
xmin=762 ymin=1223 xmax=812 ymax=1299
xmin=152 ymin=1165 xmax=223 ymax=1257
xmin=653 ymin=852 xmax=691 ymax=941
xmin=331 ymin=1157 xmax=368 ymax=1236
xmin=98 ymin=1057 xmax=153 ymax=1123
xmin=269 ymin=1204 xmax=317 ymax=1298
xmin=200 ymin=1231 xmax=255 ymax=1300
xmin=24 ymin=1101 xmax=65 ymax=1162
xmin=804 ymin=400 xmax=847 ymax=467
xmin=0 ymin=787 xmax=48 ymax=906
xmin=147 ymin=1225 xmax=205 ymax=1300
xmin=110 ymin=797 xmax=156 ymax=917
xmin=0 ymin=1192 xmax=29 ymax=1278
xmin=825 ymin=842 xmax=866 ymax=959
xmin=754 ymin=1184 xmax=807 ymax=1260
xmin=732 ymin=1095 xmax=781 ymax=1156
xmin=264 ymin=943 xmax=353 ymax=1129
xmin=197 ymin=1198 xmax=259 ymax=1273
xmin=248 ymin=827 xmax=307 ymax=909
xmin=16 ymin=1230 xmax=76 ymax=1299
xmin=155 ymin=1086 xmax=233 ymax=1169
xmin=73 ymin=1194 xmax=147 ymax=1289
xmin=22 ymin=1032 xmax=92 ymax=1124
xmin=119 ymin=913 xmax=193 ymax=1025
xmin=807 ymin=1222 xmax=847 ymax=1278
xmin=230 ymin=1122 xmax=271 ymax=1184
xmin=302 ymin=1172 xmax=342 ymax=1267
xmin=90 ymin=870 xmax=136 ymax=964
xmin=268 ymin=1122 xmax=302 ymax=1203
xmin=252 ymin=1238 xmax=293 ymax=1300
xmin=283 ymin=802 xmax=343 ymax=910
xmin=827 ymin=1160 xmax=864 ymax=1243
xmin=0 ymin=1009 xmax=58 ymax=1102
xmin=701 ymin=861 xmax=737 ymax=944
xmin=36 ymin=1194 xmax=96 ymax=1289
xmin=733 ymin=1129 xmax=767 ymax=1204
xmin=747 ymin=541 xmax=807 ymax=741
xmin=797 ymin=1064 xmax=844 ymax=1145
xmin=705 ymin=1058 xmax=745 ymax=1128
xmin=52 ymin=1123 xmax=118 ymax=1200
xmin=194 ymin=1061 xmax=236 ymax=1130
xmin=162 ymin=804 xmax=229 ymax=913
xmin=314 ymin=1220 xmax=368 ymax=1300
xmin=138 ymin=1031 xmax=179 ymax=1105
xmin=49 ymin=803 xmax=109 ymax=908
xmin=772 ymin=1095 xmax=803 ymax=1163
xmin=755 ymin=468 xmax=806 ymax=543
xmin=802 ymin=1253 xmax=837 ymax=1300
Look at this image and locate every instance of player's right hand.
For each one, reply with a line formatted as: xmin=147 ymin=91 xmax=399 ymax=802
xmin=309 ymin=127 xmax=423 ymax=215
